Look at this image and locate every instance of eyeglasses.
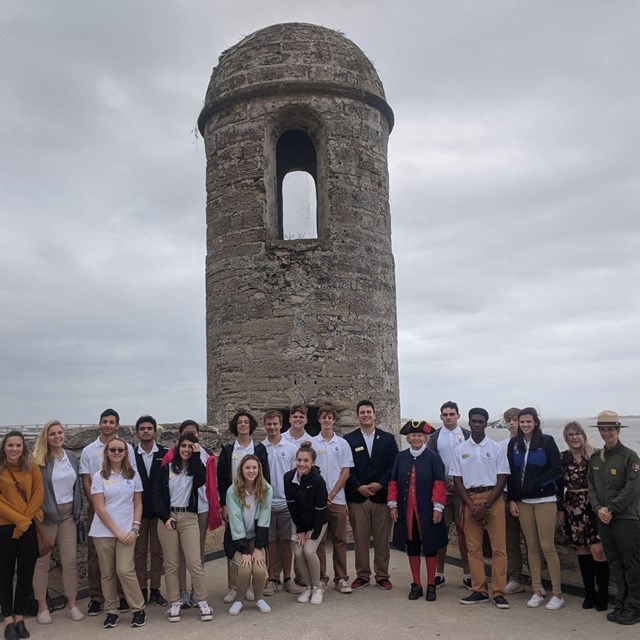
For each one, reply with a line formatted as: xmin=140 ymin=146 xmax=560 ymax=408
xmin=108 ymin=448 xmax=126 ymax=453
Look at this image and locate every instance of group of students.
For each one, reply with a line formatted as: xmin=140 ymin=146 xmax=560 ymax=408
xmin=391 ymin=403 xmax=639 ymax=627
xmin=0 ymin=401 xmax=638 ymax=639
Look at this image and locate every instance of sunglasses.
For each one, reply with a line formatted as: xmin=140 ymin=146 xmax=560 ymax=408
xmin=108 ymin=448 xmax=126 ymax=453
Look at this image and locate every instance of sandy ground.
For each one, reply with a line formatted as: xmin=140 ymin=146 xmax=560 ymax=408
xmin=16 ymin=549 xmax=637 ymax=640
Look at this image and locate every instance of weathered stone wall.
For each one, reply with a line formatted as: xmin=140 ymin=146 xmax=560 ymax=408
xmin=199 ymin=23 xmax=401 ymax=432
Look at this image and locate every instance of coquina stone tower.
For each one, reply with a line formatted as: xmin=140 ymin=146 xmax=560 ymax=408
xmin=198 ymin=23 xmax=400 ymax=431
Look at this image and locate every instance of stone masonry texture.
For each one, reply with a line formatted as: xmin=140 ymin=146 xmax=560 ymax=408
xmin=199 ymin=23 xmax=401 ymax=433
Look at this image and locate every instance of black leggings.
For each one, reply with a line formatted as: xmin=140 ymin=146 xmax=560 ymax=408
xmin=0 ymin=523 xmax=39 ymax=617
xmin=406 ymin=516 xmax=437 ymax=558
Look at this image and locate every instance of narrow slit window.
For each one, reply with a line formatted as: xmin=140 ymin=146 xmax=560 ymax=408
xmin=277 ymin=129 xmax=318 ymax=239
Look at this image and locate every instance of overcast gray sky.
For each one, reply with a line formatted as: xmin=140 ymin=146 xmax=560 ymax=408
xmin=1 ymin=0 xmax=638 ymax=426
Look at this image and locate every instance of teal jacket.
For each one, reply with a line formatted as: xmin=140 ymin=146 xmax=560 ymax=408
xmin=588 ymin=442 xmax=640 ymax=520
xmin=224 ymin=483 xmax=272 ymax=557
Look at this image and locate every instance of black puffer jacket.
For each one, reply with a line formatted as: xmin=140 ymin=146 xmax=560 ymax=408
xmin=284 ymin=466 xmax=328 ymax=539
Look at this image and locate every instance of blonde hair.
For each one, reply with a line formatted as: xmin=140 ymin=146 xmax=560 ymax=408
xmin=33 ymin=420 xmax=63 ymax=466
xmin=563 ymin=421 xmax=595 ymax=460
xmin=233 ymin=454 xmax=270 ymax=509
xmin=101 ymin=437 xmax=135 ymax=480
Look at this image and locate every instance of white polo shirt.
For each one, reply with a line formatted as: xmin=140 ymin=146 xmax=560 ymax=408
xmin=283 ymin=430 xmax=310 ymax=446
xmin=262 ymin=437 xmax=297 ymax=508
xmin=231 ymin=440 xmax=254 ymax=479
xmin=310 ymin=433 xmax=354 ymax=505
xmin=136 ymin=442 xmax=159 ymax=476
xmin=450 ymin=436 xmax=510 ymax=489
xmin=89 ymin=470 xmax=143 ymax=537
xmin=80 ymin=437 xmax=137 ymax=478
xmin=52 ymin=450 xmax=77 ymax=504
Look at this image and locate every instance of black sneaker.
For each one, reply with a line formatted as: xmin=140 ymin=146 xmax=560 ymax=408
xmin=87 ymin=600 xmax=103 ymax=616
xmin=493 ymin=595 xmax=510 ymax=609
xmin=130 ymin=611 xmax=146 ymax=628
xmin=426 ymin=585 xmax=437 ymax=602
xmin=118 ymin=597 xmax=130 ymax=613
xmin=434 ymin=575 xmax=445 ymax=589
xmin=463 ymin=576 xmax=473 ymax=591
xmin=617 ymin=609 xmax=640 ymax=625
xmin=103 ymin=614 xmax=119 ymax=629
xmin=408 ymin=583 xmax=423 ymax=600
xmin=460 ymin=591 xmax=490 ymax=605
xmin=607 ymin=608 xmax=624 ymax=622
xmin=150 ymin=589 xmax=168 ymax=606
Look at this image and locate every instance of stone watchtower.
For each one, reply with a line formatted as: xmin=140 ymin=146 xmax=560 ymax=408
xmin=198 ymin=23 xmax=400 ymax=431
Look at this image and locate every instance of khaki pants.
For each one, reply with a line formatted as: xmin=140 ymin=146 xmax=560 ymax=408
xmin=93 ymin=537 xmax=145 ymax=614
xmin=157 ymin=511 xmax=207 ymax=604
xmin=293 ymin=524 xmax=328 ymax=588
xmin=505 ymin=497 xmax=526 ymax=582
xmin=33 ymin=503 xmax=78 ymax=602
xmin=517 ymin=501 xmax=562 ymax=593
xmin=318 ymin=503 xmax=349 ymax=584
xmin=234 ymin=544 xmax=267 ymax=602
xmin=86 ymin=509 xmax=103 ymax=601
xmin=347 ymin=500 xmax=391 ymax=582
xmin=134 ymin=517 xmax=163 ymax=591
xmin=463 ymin=492 xmax=507 ymax=596
xmin=179 ymin=511 xmax=208 ymax=593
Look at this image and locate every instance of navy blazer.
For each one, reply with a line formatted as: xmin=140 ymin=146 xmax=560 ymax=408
xmin=134 ymin=444 xmax=169 ymax=519
xmin=344 ymin=428 xmax=399 ymax=504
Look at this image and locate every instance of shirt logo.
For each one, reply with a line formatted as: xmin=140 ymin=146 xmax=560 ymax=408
xmin=611 ymin=469 xmax=617 ymax=475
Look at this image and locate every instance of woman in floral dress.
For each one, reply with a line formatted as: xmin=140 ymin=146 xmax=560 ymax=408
xmin=557 ymin=421 xmax=609 ymax=611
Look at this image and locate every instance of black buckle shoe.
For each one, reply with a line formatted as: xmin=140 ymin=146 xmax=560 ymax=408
xmin=408 ymin=583 xmax=424 ymax=600
xmin=14 ymin=621 xmax=29 ymax=640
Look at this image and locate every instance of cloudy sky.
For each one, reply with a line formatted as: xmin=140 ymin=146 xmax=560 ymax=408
xmin=2 ymin=0 xmax=638 ymax=426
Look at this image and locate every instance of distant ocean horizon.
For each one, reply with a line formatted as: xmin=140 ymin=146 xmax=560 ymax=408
xmin=422 ymin=415 xmax=640 ymax=453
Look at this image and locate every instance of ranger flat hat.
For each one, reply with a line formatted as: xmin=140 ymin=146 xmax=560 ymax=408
xmin=400 ymin=420 xmax=436 ymax=436
xmin=591 ymin=410 xmax=629 ymax=428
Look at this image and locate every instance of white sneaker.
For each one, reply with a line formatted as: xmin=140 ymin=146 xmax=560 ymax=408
xmin=255 ymin=599 xmax=271 ymax=613
xmin=223 ymin=589 xmax=237 ymax=604
xmin=545 ymin=596 xmax=566 ymax=610
xmin=527 ymin=593 xmax=545 ymax=608
xmin=310 ymin=587 xmax=324 ymax=605
xmin=67 ymin=606 xmax=85 ymax=621
xmin=336 ymin=579 xmax=352 ymax=594
xmin=228 ymin=601 xmax=243 ymax=616
xmin=297 ymin=588 xmax=312 ymax=603
xmin=37 ymin=610 xmax=52 ymax=624
xmin=504 ymin=580 xmax=526 ymax=595
xmin=198 ymin=601 xmax=213 ymax=621
xmin=167 ymin=601 xmax=181 ymax=622
xmin=245 ymin=587 xmax=255 ymax=601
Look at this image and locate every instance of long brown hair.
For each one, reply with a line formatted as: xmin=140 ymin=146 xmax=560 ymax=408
xmin=232 ymin=454 xmax=270 ymax=508
xmin=101 ymin=437 xmax=135 ymax=480
xmin=33 ymin=420 xmax=64 ymax=466
xmin=0 ymin=431 xmax=32 ymax=472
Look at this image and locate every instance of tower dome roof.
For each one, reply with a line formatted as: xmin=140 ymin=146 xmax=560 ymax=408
xmin=198 ymin=23 xmax=393 ymax=133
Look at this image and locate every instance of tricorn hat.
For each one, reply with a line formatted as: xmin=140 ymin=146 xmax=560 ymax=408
xmin=590 ymin=410 xmax=629 ymax=429
xmin=400 ymin=420 xmax=436 ymax=436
